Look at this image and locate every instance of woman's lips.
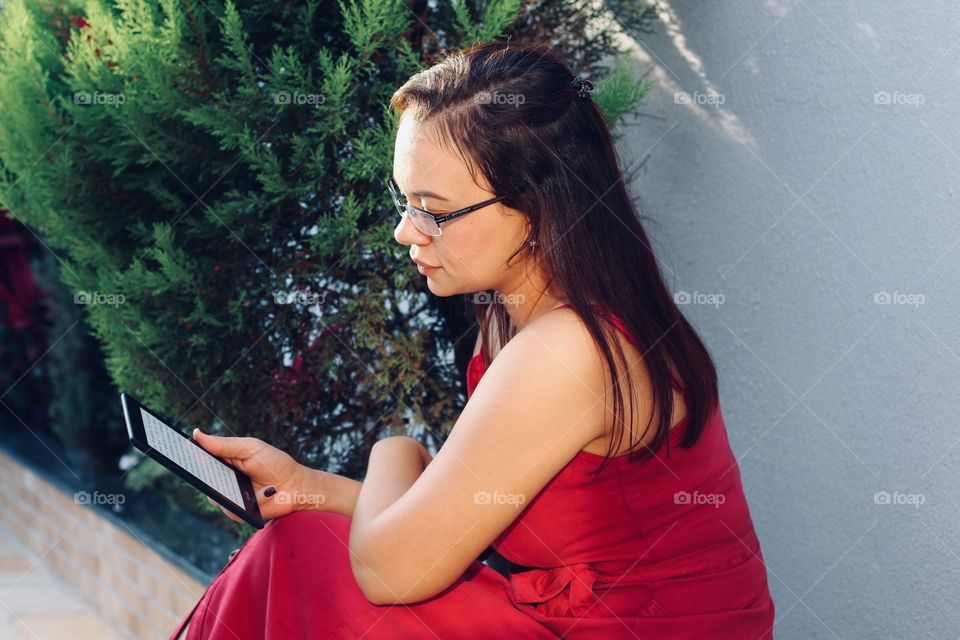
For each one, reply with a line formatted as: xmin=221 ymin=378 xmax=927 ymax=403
xmin=416 ymin=262 xmax=440 ymax=275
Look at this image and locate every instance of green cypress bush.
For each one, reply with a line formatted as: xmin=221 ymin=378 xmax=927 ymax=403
xmin=0 ymin=0 xmax=656 ymax=512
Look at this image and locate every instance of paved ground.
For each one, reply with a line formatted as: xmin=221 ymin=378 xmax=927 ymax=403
xmin=0 ymin=522 xmax=128 ymax=640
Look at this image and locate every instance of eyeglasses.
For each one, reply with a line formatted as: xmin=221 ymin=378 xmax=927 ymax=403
xmin=387 ymin=176 xmax=509 ymax=237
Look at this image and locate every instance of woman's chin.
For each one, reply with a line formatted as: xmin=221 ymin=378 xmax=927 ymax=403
xmin=423 ymin=272 xmax=462 ymax=296
xmin=425 ymin=277 xmax=446 ymax=294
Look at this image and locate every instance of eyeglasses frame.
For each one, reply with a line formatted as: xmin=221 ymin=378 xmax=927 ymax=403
xmin=387 ymin=176 xmax=509 ymax=235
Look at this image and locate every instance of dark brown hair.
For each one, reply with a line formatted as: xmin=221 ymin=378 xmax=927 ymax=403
xmin=389 ymin=41 xmax=719 ymax=477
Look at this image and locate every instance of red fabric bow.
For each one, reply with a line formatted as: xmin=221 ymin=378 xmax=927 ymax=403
xmin=510 ymin=563 xmax=602 ymax=617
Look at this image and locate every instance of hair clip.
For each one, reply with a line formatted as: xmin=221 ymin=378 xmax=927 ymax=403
xmin=571 ymin=76 xmax=595 ymax=99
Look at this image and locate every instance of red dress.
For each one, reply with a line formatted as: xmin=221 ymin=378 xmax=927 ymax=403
xmin=171 ymin=305 xmax=775 ymax=639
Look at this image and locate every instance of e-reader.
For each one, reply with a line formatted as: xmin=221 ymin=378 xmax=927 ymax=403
xmin=120 ymin=393 xmax=265 ymax=529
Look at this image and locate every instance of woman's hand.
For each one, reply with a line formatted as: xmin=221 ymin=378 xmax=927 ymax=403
xmin=191 ymin=428 xmax=314 ymax=523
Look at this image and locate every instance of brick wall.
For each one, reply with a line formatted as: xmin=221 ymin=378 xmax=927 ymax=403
xmin=0 ymin=447 xmax=210 ymax=638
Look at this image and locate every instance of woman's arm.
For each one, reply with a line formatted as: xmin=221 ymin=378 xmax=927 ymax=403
xmin=297 ymin=467 xmax=362 ymax=518
xmin=190 ymin=427 xmax=431 ymax=521
xmin=347 ymin=436 xmax=433 ymax=601
xmin=327 ymin=311 xmax=608 ymax=606
xmin=350 ymin=436 xmax=430 ymax=524
xmin=297 ymin=436 xmax=432 ymax=519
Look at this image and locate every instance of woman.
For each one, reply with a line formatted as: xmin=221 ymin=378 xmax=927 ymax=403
xmin=171 ymin=41 xmax=775 ymax=639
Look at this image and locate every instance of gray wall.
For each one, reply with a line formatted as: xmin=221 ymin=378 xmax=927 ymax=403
xmin=618 ymin=1 xmax=960 ymax=637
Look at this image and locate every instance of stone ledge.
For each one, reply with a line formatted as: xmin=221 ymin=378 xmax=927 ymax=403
xmin=0 ymin=447 xmax=209 ymax=639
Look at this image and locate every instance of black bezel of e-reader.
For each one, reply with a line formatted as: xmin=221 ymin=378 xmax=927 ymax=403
xmin=120 ymin=393 xmax=265 ymax=529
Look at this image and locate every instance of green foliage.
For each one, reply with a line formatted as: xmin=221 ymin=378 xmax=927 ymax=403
xmin=31 ymin=251 xmax=131 ymax=476
xmin=0 ymin=0 xmax=657 ymax=499
xmin=594 ymin=55 xmax=655 ymax=142
xmin=451 ymin=0 xmax=523 ymax=45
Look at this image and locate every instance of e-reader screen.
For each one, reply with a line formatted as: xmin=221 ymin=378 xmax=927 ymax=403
xmin=121 ymin=392 xmax=264 ymax=529
xmin=138 ymin=406 xmax=246 ymax=508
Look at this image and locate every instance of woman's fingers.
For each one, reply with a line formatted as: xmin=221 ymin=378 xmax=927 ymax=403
xmin=224 ymin=484 xmax=277 ymax=503
xmin=207 ymin=498 xmax=244 ymax=523
xmin=221 ymin=506 xmax=243 ymax=523
xmin=208 ymin=486 xmax=277 ymax=522
xmin=193 ymin=428 xmax=258 ymax=459
xmin=195 ymin=431 xmax=292 ymax=524
xmin=208 ymin=496 xmax=244 ymax=523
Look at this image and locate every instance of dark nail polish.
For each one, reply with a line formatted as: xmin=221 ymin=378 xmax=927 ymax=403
xmin=264 ymin=486 xmax=277 ymax=497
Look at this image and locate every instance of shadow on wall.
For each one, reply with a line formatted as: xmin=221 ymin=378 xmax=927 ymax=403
xmin=616 ymin=1 xmax=960 ymax=639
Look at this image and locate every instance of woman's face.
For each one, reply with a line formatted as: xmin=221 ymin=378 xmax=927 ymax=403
xmin=392 ymin=112 xmax=531 ymax=297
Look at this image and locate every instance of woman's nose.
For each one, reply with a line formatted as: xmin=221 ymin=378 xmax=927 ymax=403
xmin=393 ymin=212 xmax=432 ymax=246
